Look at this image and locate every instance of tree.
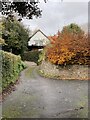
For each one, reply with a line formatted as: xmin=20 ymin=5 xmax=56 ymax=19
xmin=1 ymin=1 xmax=43 ymax=20
xmin=2 ymin=17 xmax=29 ymax=59
xmin=59 ymin=23 xmax=88 ymax=54
xmin=46 ymin=23 xmax=89 ymax=65
xmin=61 ymin=23 xmax=84 ymax=34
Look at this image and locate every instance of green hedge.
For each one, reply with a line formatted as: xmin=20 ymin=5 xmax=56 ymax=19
xmin=23 ymin=50 xmax=41 ymax=64
xmin=0 ymin=50 xmax=26 ymax=91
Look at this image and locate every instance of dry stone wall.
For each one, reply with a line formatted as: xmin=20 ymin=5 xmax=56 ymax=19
xmin=39 ymin=61 xmax=89 ymax=80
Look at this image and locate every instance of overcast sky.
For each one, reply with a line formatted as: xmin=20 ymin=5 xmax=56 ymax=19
xmin=10 ymin=1 xmax=86 ymax=36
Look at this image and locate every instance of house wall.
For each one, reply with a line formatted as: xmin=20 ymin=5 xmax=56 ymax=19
xmin=28 ymin=31 xmax=50 ymax=46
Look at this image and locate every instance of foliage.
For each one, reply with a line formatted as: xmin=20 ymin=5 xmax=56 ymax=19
xmin=38 ymin=49 xmax=46 ymax=65
xmin=48 ymin=31 xmax=60 ymax=44
xmin=0 ymin=38 xmax=6 ymax=45
xmin=23 ymin=50 xmax=41 ymax=64
xmin=48 ymin=35 xmax=58 ymax=44
xmin=61 ymin=23 xmax=84 ymax=34
xmin=0 ymin=50 xmax=26 ymax=91
xmin=2 ymin=17 xmax=29 ymax=58
xmin=0 ymin=21 xmax=7 ymax=46
xmin=46 ymin=23 xmax=89 ymax=65
xmin=1 ymin=1 xmax=42 ymax=20
xmin=0 ymin=21 xmax=3 ymax=38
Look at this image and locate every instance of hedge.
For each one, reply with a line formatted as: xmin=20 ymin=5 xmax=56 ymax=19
xmin=0 ymin=50 xmax=26 ymax=91
xmin=23 ymin=50 xmax=41 ymax=64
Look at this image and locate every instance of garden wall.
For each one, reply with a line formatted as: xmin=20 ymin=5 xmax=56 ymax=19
xmin=39 ymin=61 xmax=89 ymax=80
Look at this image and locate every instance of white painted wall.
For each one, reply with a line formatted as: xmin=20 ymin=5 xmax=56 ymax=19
xmin=28 ymin=31 xmax=50 ymax=46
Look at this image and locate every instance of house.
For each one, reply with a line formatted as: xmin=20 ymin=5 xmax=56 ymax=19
xmin=28 ymin=30 xmax=50 ymax=51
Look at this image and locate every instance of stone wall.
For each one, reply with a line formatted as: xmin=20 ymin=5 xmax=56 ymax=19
xmin=39 ymin=61 xmax=89 ymax=80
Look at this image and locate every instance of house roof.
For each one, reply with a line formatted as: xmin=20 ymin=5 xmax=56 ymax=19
xmin=29 ymin=29 xmax=50 ymax=41
xmin=48 ymin=35 xmax=58 ymax=44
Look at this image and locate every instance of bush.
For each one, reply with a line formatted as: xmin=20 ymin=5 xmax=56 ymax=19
xmin=38 ymin=48 xmax=47 ymax=65
xmin=0 ymin=50 xmax=26 ymax=91
xmin=0 ymin=38 xmax=6 ymax=45
xmin=23 ymin=50 xmax=41 ymax=64
xmin=46 ymin=23 xmax=89 ymax=65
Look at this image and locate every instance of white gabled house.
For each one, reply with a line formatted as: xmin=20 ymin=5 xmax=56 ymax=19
xmin=28 ymin=30 xmax=50 ymax=50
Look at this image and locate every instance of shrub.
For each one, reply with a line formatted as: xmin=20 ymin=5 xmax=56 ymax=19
xmin=23 ymin=50 xmax=41 ymax=64
xmin=0 ymin=38 xmax=6 ymax=45
xmin=0 ymin=50 xmax=25 ymax=91
xmin=46 ymin=23 xmax=89 ymax=65
xmin=38 ymin=48 xmax=47 ymax=65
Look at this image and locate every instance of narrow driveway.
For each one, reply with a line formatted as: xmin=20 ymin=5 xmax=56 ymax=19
xmin=2 ymin=62 xmax=88 ymax=118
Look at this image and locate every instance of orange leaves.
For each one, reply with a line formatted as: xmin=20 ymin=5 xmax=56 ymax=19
xmin=48 ymin=31 xmax=60 ymax=44
xmin=46 ymin=24 xmax=89 ymax=65
xmin=47 ymin=45 xmax=75 ymax=65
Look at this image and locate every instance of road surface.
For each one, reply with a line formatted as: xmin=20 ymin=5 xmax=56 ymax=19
xmin=2 ymin=62 xmax=88 ymax=118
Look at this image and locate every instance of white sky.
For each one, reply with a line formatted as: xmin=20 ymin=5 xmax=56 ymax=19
xmin=22 ymin=1 xmax=88 ymax=36
xmin=0 ymin=0 xmax=89 ymax=35
xmin=40 ymin=0 xmax=89 ymax=2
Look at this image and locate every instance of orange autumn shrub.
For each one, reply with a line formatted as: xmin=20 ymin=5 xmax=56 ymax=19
xmin=46 ymin=23 xmax=89 ymax=65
